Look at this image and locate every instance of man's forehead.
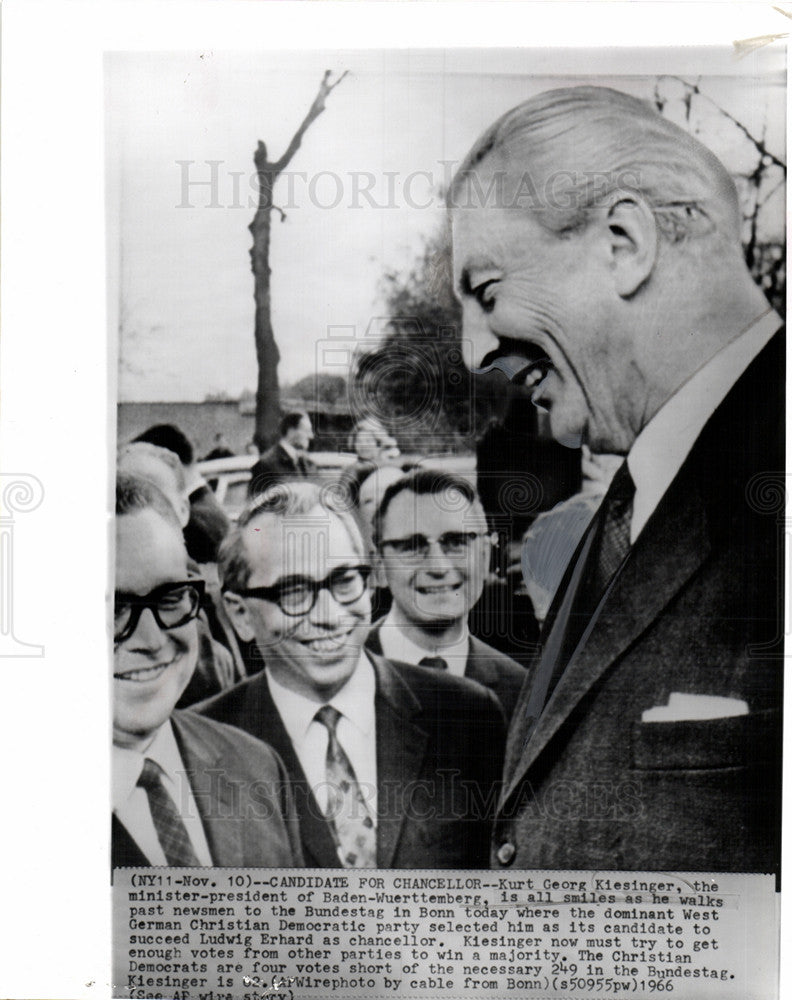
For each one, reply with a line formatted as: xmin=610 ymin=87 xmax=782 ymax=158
xmin=384 ymin=489 xmax=484 ymax=525
xmin=243 ymin=509 xmax=359 ymax=571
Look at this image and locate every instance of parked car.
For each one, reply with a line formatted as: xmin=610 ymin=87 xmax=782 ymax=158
xmin=198 ymin=451 xmax=358 ymax=520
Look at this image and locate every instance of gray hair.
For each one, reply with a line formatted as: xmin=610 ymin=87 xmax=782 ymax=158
xmin=449 ymin=85 xmax=741 ymax=245
xmin=220 ymin=480 xmax=366 ymax=593
xmin=118 ymin=441 xmax=187 ymax=495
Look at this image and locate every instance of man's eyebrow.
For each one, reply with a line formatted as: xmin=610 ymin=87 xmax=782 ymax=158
xmin=457 ymin=257 xmax=500 ymax=297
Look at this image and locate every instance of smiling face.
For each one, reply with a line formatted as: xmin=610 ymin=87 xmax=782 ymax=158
xmin=113 ymin=509 xmax=198 ymax=750
xmin=377 ymin=489 xmax=490 ymax=628
xmin=229 ymin=508 xmax=371 ymax=701
xmin=451 ymin=158 xmax=636 ymax=453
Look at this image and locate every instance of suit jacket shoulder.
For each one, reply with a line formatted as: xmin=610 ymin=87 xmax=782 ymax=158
xmin=366 ymin=622 xmax=526 ymax=720
xmin=467 ymin=636 xmax=528 ymax=721
xmin=111 ymin=710 xmax=303 ymax=870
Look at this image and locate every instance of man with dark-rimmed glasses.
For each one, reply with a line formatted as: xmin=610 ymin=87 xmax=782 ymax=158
xmin=198 ymin=480 xmax=505 ymax=869
xmin=112 ymin=472 xmax=304 ymax=868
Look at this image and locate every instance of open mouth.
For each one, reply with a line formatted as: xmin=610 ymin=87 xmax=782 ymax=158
xmin=417 ymin=583 xmax=462 ymax=595
xmin=298 ymin=628 xmax=354 ymax=654
xmin=114 ymin=660 xmax=174 ymax=683
xmin=472 ymin=338 xmax=553 ymax=389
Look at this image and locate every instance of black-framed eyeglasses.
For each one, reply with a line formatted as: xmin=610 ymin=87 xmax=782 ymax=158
xmin=114 ymin=579 xmax=205 ymax=644
xmin=235 ymin=565 xmax=371 ymax=616
xmin=379 ymin=531 xmax=491 ymax=563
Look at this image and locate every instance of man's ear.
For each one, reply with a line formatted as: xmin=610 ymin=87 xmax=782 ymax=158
xmin=177 ymin=497 xmax=191 ymax=529
xmin=222 ymin=591 xmax=256 ymax=643
xmin=604 ymin=194 xmax=657 ymax=298
xmin=372 ymin=549 xmax=389 ymax=591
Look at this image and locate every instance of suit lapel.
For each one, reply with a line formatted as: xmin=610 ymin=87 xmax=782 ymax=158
xmin=503 ymin=469 xmax=710 ymax=805
xmin=172 ymin=714 xmax=243 ymax=866
xmin=248 ymin=678 xmax=341 ymax=868
xmin=466 ymin=637 xmax=498 ymax=687
xmin=369 ymin=652 xmax=428 ymax=868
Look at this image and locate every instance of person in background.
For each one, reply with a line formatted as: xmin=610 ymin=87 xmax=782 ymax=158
xmin=203 ymin=432 xmax=234 ymax=461
xmin=336 ymin=417 xmax=402 ymax=512
xmin=366 ymin=469 xmax=526 ymax=720
xmin=198 ymin=481 xmax=505 ymax=869
xmin=112 ymin=472 xmax=303 ymax=869
xmin=132 ymin=423 xmax=230 ymax=565
xmin=248 ymin=411 xmax=316 ymax=498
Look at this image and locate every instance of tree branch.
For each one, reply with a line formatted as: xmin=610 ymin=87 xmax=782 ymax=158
xmin=656 ymin=75 xmax=786 ymax=171
xmin=274 ymin=69 xmax=349 ymax=173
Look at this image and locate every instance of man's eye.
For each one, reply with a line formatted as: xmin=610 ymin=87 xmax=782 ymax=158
xmin=473 ymin=279 xmax=498 ymax=312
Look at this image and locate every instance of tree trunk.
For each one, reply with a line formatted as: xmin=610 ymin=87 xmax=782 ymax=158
xmin=248 ymin=71 xmax=347 ymax=451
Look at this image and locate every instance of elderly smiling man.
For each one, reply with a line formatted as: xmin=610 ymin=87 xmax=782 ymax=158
xmin=451 ymin=86 xmax=783 ymax=874
xmin=112 ymin=472 xmax=303 ymax=868
xmin=198 ymin=481 xmax=505 ymax=869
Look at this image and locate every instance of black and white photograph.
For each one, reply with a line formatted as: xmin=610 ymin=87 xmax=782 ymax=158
xmin=0 ymin=4 xmax=788 ymax=1000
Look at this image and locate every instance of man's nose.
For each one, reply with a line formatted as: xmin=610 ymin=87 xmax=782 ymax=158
xmin=129 ymin=607 xmax=169 ymax=652
xmin=309 ymin=585 xmax=345 ymax=626
xmin=460 ymin=301 xmax=499 ymax=370
xmin=423 ymin=539 xmax=455 ymax=575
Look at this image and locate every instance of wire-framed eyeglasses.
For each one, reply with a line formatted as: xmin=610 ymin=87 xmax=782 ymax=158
xmin=235 ymin=565 xmax=371 ymax=616
xmin=379 ymin=531 xmax=492 ymax=563
xmin=114 ymin=579 xmax=205 ymax=644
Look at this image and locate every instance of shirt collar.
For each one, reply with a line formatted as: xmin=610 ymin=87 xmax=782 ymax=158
xmin=280 ymin=440 xmax=299 ymax=462
xmin=112 ymin=719 xmax=182 ymax=810
xmin=266 ymin=650 xmax=376 ymax=746
xmin=628 ymin=308 xmax=781 ymax=543
xmin=379 ymin=608 xmax=470 ymax=665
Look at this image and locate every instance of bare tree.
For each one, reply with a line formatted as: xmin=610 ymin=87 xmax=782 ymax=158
xmin=248 ymin=69 xmax=348 ymax=449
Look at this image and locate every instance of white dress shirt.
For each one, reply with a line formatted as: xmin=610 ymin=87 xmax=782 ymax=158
xmin=266 ymin=652 xmax=378 ymax=821
xmin=378 ymin=609 xmax=470 ymax=678
xmin=628 ymin=309 xmax=781 ymax=543
xmin=279 ymin=440 xmax=301 ymax=465
xmin=112 ymin=720 xmax=213 ymax=866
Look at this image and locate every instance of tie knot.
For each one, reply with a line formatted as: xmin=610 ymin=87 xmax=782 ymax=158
xmin=607 ymin=460 xmax=636 ymax=506
xmin=138 ymin=758 xmax=163 ymax=790
xmin=315 ymin=704 xmax=342 ymax=733
xmin=418 ymin=656 xmax=449 ymax=671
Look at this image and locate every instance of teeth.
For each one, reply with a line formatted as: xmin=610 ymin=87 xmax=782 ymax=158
xmin=418 ymin=585 xmax=460 ymax=594
xmin=114 ymin=662 xmax=171 ymax=682
xmin=301 ymin=634 xmax=350 ymax=652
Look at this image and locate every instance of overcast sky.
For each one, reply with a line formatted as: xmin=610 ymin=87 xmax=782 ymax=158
xmin=108 ymin=49 xmax=785 ymax=402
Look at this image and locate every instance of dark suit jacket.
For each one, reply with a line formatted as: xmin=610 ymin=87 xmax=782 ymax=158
xmin=197 ymin=651 xmax=506 ymax=868
xmin=496 ymin=332 xmax=784 ymax=874
xmin=365 ymin=623 xmax=527 ymax=721
xmin=248 ymin=444 xmax=317 ymax=498
xmin=112 ymin=710 xmax=304 ymax=869
xmin=185 ymin=483 xmax=230 ymax=564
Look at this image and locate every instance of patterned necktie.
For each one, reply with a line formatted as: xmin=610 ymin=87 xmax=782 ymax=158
xmin=540 ymin=459 xmax=636 ymax=713
xmin=314 ymin=705 xmax=377 ymax=868
xmin=137 ymin=758 xmax=201 ymax=867
xmin=418 ymin=656 xmax=449 ymax=671
xmin=589 ymin=459 xmax=636 ymax=599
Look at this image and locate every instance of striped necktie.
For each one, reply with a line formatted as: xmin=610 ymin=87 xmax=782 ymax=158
xmin=137 ymin=758 xmax=201 ymax=867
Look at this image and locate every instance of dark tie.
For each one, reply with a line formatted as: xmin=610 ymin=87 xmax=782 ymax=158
xmin=315 ymin=705 xmax=377 ymax=868
xmin=418 ymin=656 xmax=449 ymax=671
xmin=588 ymin=459 xmax=636 ymax=600
xmin=296 ymin=456 xmax=307 ymax=476
xmin=524 ymin=460 xmax=636 ymax=729
xmin=137 ymin=758 xmax=201 ymax=867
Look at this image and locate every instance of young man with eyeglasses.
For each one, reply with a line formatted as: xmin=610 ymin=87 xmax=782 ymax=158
xmin=112 ymin=472 xmax=304 ymax=869
xmin=197 ymin=480 xmax=505 ymax=869
xmin=366 ymin=470 xmax=526 ymax=721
